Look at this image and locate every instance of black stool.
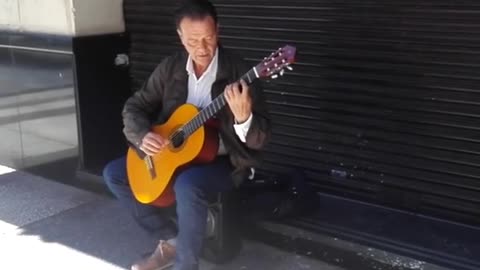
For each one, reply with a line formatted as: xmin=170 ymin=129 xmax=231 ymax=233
xmin=202 ymin=190 xmax=243 ymax=264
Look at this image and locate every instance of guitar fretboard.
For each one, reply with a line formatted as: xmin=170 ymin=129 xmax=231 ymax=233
xmin=182 ymin=67 xmax=258 ymax=136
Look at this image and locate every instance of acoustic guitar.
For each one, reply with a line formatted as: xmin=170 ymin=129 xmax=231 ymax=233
xmin=127 ymin=45 xmax=296 ymax=207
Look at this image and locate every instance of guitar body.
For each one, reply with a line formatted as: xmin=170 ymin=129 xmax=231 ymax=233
xmin=127 ymin=104 xmax=219 ymax=207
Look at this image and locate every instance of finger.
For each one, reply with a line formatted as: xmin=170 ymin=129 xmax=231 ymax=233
xmin=160 ymin=139 xmax=170 ymax=149
xmin=141 ymin=144 xmax=159 ymax=155
xmin=144 ymin=149 xmax=156 ymax=156
xmin=224 ymin=87 xmax=232 ymax=103
xmin=239 ymin=80 xmax=249 ymax=96
xmin=231 ymin=82 xmax=241 ymax=96
xmin=151 ymin=134 xmax=167 ymax=145
xmin=144 ymin=139 xmax=162 ymax=151
xmin=156 ymin=137 xmax=171 ymax=151
xmin=224 ymin=83 xmax=231 ymax=92
xmin=149 ymin=134 xmax=171 ymax=149
xmin=145 ymin=138 xmax=162 ymax=149
xmin=149 ymin=133 xmax=162 ymax=140
xmin=225 ymin=83 xmax=234 ymax=94
xmin=234 ymin=81 xmax=241 ymax=90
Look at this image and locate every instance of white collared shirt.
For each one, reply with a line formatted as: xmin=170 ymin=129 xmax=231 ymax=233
xmin=186 ymin=48 xmax=219 ymax=109
xmin=185 ymin=48 xmax=253 ymax=154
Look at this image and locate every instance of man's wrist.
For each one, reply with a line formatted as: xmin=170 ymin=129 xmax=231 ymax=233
xmin=235 ymin=114 xmax=251 ymax=124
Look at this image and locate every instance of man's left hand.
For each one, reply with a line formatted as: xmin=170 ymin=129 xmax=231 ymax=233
xmin=224 ymin=79 xmax=252 ymax=123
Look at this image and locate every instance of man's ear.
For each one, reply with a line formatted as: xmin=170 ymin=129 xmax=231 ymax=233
xmin=177 ymin=29 xmax=185 ymax=45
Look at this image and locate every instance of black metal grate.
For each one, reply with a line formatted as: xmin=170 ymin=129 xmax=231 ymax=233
xmin=124 ymin=0 xmax=480 ymax=225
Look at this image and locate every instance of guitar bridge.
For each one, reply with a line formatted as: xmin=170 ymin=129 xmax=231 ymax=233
xmin=144 ymin=156 xmax=157 ymax=179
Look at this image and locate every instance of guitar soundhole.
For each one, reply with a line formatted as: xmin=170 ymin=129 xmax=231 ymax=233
xmin=170 ymin=129 xmax=186 ymax=149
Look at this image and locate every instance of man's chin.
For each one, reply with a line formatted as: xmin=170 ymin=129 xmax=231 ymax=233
xmin=196 ymin=57 xmax=212 ymax=66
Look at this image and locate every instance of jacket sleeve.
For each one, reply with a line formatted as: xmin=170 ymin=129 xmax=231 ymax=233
xmin=244 ymin=78 xmax=271 ymax=150
xmin=234 ymin=58 xmax=271 ymax=150
xmin=122 ymin=63 xmax=165 ymax=146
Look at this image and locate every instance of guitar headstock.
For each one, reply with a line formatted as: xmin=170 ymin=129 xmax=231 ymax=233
xmin=255 ymin=45 xmax=296 ymax=80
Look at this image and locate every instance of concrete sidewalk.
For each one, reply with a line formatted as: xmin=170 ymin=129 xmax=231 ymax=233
xmin=0 ymin=169 xmax=340 ymax=270
xmin=0 ymin=169 xmax=450 ymax=270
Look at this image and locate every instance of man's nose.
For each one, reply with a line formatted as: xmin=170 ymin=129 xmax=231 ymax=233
xmin=198 ymin=39 xmax=208 ymax=50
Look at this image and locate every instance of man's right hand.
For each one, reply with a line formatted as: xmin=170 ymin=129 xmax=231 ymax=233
xmin=140 ymin=132 xmax=170 ymax=156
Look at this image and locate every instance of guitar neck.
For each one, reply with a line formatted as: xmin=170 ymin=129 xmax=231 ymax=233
xmin=182 ymin=67 xmax=259 ymax=136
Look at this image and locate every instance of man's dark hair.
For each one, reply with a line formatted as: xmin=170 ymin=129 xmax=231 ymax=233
xmin=174 ymin=0 xmax=218 ymax=29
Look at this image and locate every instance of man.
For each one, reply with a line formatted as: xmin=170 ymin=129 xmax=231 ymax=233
xmin=102 ymin=0 xmax=271 ymax=270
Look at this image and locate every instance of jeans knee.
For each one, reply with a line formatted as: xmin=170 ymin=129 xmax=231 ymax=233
xmin=102 ymin=157 xmax=127 ymax=191
xmin=102 ymin=162 xmax=115 ymax=184
xmin=174 ymin=174 xmax=203 ymax=201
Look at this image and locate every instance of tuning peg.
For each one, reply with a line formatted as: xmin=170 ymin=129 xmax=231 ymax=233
xmin=286 ymin=66 xmax=293 ymax=71
xmin=271 ymin=74 xmax=279 ymax=79
xmin=280 ymin=69 xmax=285 ymax=76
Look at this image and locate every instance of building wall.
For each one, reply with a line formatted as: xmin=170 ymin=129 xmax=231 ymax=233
xmin=0 ymin=0 xmax=126 ymax=170
xmin=0 ymin=0 xmax=124 ymax=36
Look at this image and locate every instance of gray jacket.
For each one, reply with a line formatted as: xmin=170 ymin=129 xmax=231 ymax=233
xmin=122 ymin=46 xmax=271 ymax=185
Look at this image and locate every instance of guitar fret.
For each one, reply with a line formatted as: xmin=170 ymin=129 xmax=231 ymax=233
xmin=207 ymin=105 xmax=213 ymax=118
xmin=212 ymin=103 xmax=217 ymax=115
xmin=249 ymin=69 xmax=255 ymax=83
xmin=196 ymin=115 xmax=201 ymax=126
xmin=240 ymin=70 xmax=250 ymax=83
xmin=195 ymin=117 xmax=201 ymax=129
xmin=219 ymin=95 xmax=226 ymax=107
xmin=190 ymin=119 xmax=196 ymax=132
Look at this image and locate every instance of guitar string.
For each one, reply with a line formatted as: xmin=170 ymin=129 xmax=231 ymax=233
xmin=168 ymin=93 xmax=225 ymax=143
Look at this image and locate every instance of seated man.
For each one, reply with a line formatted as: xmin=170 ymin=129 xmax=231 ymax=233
xmin=102 ymin=0 xmax=271 ymax=269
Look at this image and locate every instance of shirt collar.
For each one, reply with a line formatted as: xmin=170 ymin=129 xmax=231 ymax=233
xmin=185 ymin=47 xmax=219 ymax=80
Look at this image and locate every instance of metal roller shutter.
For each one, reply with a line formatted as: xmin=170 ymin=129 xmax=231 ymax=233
xmin=124 ymin=0 xmax=480 ymax=225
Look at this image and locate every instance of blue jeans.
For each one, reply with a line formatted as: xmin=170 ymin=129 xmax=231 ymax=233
xmin=103 ymin=156 xmax=234 ymax=270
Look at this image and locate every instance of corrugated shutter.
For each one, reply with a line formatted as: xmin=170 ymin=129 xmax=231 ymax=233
xmin=124 ymin=0 xmax=480 ymax=225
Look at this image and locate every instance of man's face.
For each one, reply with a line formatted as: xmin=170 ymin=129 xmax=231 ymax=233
xmin=178 ymin=16 xmax=218 ymax=70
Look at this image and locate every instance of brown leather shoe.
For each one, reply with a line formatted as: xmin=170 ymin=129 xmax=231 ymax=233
xmin=131 ymin=240 xmax=176 ymax=270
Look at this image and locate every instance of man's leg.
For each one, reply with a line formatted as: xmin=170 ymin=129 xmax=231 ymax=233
xmin=173 ymin=156 xmax=234 ymax=270
xmin=103 ymin=156 xmax=177 ymax=239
